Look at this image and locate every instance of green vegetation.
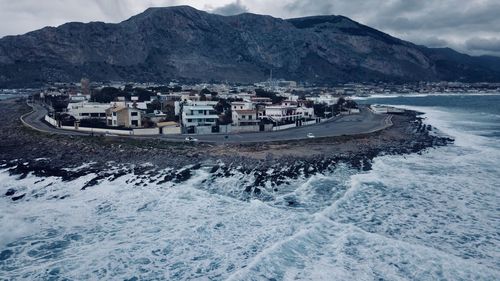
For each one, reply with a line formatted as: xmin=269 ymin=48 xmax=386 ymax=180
xmin=255 ymin=88 xmax=286 ymax=104
xmin=91 ymin=86 xmax=156 ymax=103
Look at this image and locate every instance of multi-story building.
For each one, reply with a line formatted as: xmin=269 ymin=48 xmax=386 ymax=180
xmin=106 ymin=107 xmax=142 ymax=128
xmin=231 ymin=102 xmax=254 ymax=111
xmin=67 ymin=101 xmax=109 ymax=120
xmin=262 ymin=106 xmax=303 ymax=123
xmin=181 ymin=105 xmax=219 ymax=134
xmin=232 ymin=110 xmax=259 ymax=126
xmin=261 ymin=105 xmax=314 ymax=123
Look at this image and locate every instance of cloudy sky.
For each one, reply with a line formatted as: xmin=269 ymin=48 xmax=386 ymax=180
xmin=1 ymin=0 xmax=499 ymax=56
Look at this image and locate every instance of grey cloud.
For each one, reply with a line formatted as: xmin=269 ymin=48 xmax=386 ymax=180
xmin=466 ymin=37 xmax=500 ymax=52
xmin=284 ymin=0 xmax=335 ymax=17
xmin=212 ymin=0 xmax=248 ymax=16
xmin=375 ymin=1 xmax=500 ymax=31
xmin=416 ymin=37 xmax=450 ymax=48
xmin=283 ymin=0 xmax=500 ymax=56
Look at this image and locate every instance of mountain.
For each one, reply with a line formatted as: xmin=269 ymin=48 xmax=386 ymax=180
xmin=0 ymin=5 xmax=499 ymax=87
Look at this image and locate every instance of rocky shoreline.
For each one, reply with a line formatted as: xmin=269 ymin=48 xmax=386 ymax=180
xmin=1 ymin=98 xmax=453 ymax=201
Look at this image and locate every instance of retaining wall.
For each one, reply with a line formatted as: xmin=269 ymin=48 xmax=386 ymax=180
xmin=162 ymin=126 xmax=181 ymax=135
xmin=44 ymin=115 xmax=58 ymax=127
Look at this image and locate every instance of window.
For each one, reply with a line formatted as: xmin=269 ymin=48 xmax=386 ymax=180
xmin=131 ymin=112 xmax=138 ymax=116
xmin=187 ymin=119 xmax=193 ymax=122
xmin=131 ymin=120 xmax=139 ymax=126
xmin=249 ymin=115 xmax=253 ymax=120
xmin=113 ymin=112 xmax=117 ymax=116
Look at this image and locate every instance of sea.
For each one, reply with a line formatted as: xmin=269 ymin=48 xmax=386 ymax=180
xmin=1 ymin=94 xmax=499 ymax=280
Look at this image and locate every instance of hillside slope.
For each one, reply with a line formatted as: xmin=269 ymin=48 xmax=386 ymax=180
xmin=0 ymin=5 xmax=498 ymax=87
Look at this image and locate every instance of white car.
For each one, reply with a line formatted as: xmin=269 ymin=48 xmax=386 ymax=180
xmin=185 ymin=136 xmax=198 ymax=142
xmin=307 ymin=133 xmax=315 ymax=138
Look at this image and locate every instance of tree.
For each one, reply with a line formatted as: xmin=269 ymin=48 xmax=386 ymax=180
xmin=218 ymin=110 xmax=232 ymax=125
xmin=132 ymin=88 xmax=154 ymax=102
xmin=147 ymin=99 xmax=162 ymax=113
xmin=214 ymin=99 xmax=231 ymax=114
xmin=313 ymin=103 xmax=328 ymax=118
xmin=163 ymin=104 xmax=177 ymax=121
xmin=92 ymin=87 xmax=126 ymax=103
xmin=200 ymin=88 xmax=211 ymax=96
xmin=255 ymin=88 xmax=285 ymax=104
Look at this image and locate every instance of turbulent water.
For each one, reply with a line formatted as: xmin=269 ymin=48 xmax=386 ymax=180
xmin=1 ymin=94 xmax=499 ymax=280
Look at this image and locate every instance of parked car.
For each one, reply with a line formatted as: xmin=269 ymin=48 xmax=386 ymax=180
xmin=307 ymin=133 xmax=315 ymax=138
xmin=185 ymin=136 xmax=198 ymax=142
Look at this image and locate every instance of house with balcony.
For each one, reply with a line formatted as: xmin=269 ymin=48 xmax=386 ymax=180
xmin=106 ymin=107 xmax=143 ymax=128
xmin=261 ymin=104 xmax=314 ymax=124
xmin=181 ymin=105 xmax=219 ymax=134
xmin=67 ymin=101 xmax=109 ymax=120
xmin=231 ymin=101 xmax=254 ymax=111
xmin=232 ymin=110 xmax=260 ymax=126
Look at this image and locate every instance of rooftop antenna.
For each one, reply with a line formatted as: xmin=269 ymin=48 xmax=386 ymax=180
xmin=269 ymin=69 xmax=275 ymax=91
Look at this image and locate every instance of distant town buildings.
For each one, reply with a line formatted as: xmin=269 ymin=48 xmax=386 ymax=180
xmin=35 ymin=78 xmax=500 ymax=136
xmin=106 ymin=107 xmax=142 ymax=128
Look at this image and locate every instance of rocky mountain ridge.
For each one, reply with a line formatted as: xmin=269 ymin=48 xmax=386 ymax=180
xmin=0 ymin=5 xmax=499 ymax=87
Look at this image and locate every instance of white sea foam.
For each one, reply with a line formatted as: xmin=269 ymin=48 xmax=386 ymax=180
xmin=1 ymin=97 xmax=499 ymax=280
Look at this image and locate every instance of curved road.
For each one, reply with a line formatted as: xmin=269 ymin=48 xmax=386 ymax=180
xmin=21 ymin=102 xmax=392 ymax=143
xmin=21 ymin=103 xmax=89 ymax=136
xmin=160 ymin=107 xmax=392 ymax=143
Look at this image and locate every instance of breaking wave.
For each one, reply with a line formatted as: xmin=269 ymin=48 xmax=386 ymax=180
xmin=1 ymin=95 xmax=499 ymax=280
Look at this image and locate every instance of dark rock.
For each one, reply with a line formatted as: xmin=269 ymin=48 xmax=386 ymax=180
xmin=0 ymin=249 xmax=13 ymax=261
xmin=5 ymin=188 xmax=15 ymax=196
xmin=174 ymin=169 xmax=191 ymax=183
xmin=12 ymin=194 xmax=25 ymax=201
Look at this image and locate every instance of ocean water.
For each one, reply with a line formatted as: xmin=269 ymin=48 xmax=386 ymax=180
xmin=1 ymin=94 xmax=499 ymax=280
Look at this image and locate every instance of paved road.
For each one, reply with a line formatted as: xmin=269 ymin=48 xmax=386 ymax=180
xmin=158 ymin=107 xmax=392 ymax=143
xmin=20 ymin=102 xmax=392 ymax=143
xmin=21 ymin=103 xmax=89 ymax=136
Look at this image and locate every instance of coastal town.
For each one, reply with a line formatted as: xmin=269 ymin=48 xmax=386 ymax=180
xmin=8 ymin=79 xmax=496 ymax=139
xmin=25 ymin=79 xmax=364 ymax=138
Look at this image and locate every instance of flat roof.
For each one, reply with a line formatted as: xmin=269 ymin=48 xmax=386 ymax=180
xmin=184 ymin=106 xmax=214 ymax=110
xmin=185 ymin=115 xmax=219 ymax=119
xmin=234 ymin=110 xmax=256 ymax=114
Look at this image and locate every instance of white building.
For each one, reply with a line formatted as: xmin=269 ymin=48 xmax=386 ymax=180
xmin=181 ymin=105 xmax=219 ymax=128
xmin=105 ymin=107 xmax=142 ymax=128
xmin=262 ymin=106 xmax=304 ymax=123
xmin=231 ymin=102 xmax=254 ymax=111
xmin=68 ymin=93 xmax=90 ymax=103
xmin=175 ymin=100 xmax=218 ymax=117
xmin=296 ymin=106 xmax=315 ymax=119
xmin=232 ymin=110 xmax=259 ymax=126
xmin=67 ymin=102 xmax=109 ymax=120
xmin=110 ymin=100 xmax=149 ymax=111
xmin=306 ymin=94 xmax=339 ymax=105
